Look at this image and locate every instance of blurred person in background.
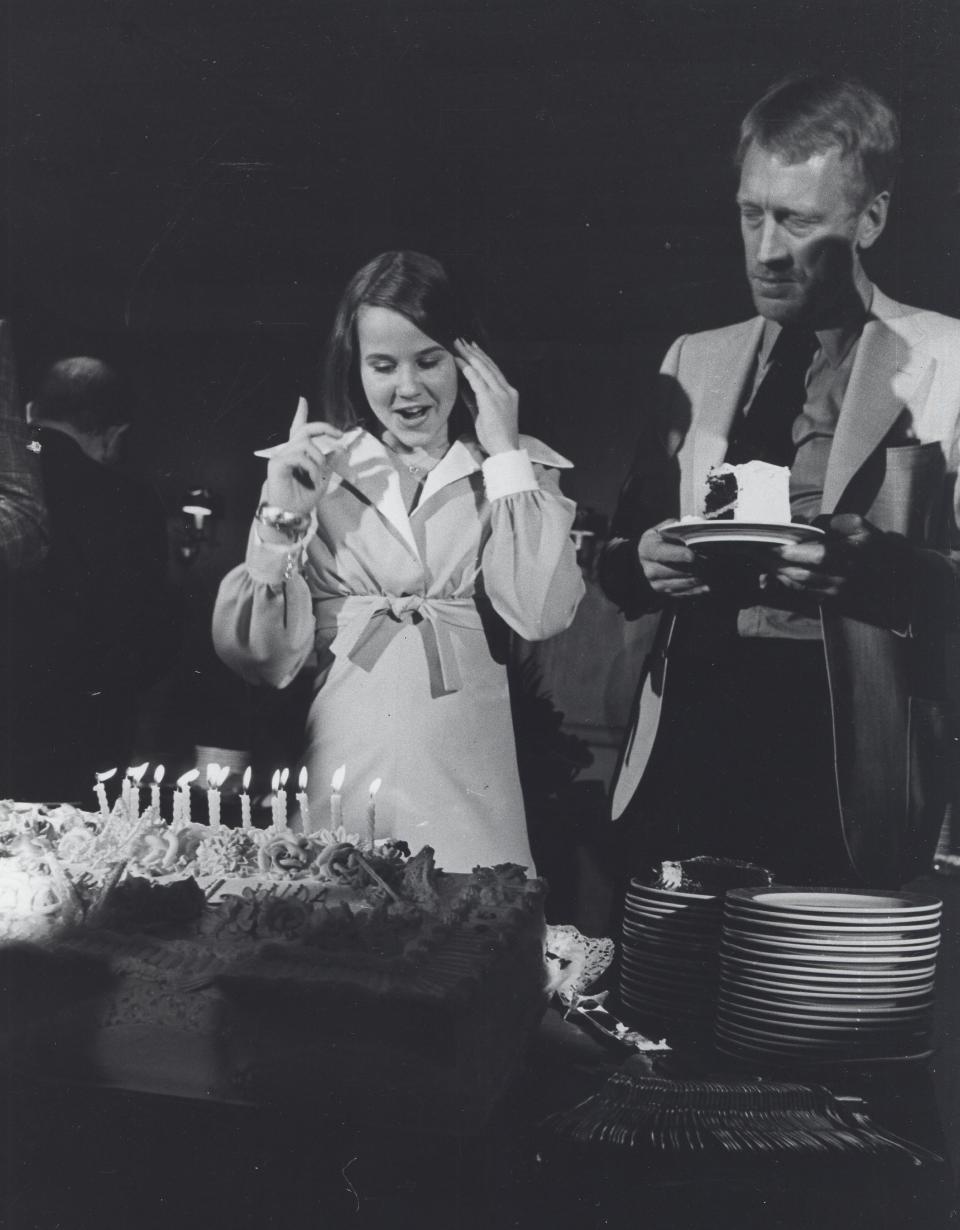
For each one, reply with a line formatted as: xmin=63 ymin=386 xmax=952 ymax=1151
xmin=0 ymin=357 xmax=179 ymax=801
xmin=0 ymin=319 xmax=47 ymax=573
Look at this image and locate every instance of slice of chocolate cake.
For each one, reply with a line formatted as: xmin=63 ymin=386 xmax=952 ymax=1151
xmin=703 ymin=461 xmax=791 ymax=523
xmin=654 ymin=856 xmax=773 ymax=893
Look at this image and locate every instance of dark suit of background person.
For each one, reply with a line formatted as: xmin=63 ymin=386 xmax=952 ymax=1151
xmin=0 ymin=358 xmax=179 ymax=803
xmin=599 ymin=74 xmax=960 ymax=890
xmin=0 ymin=320 xmax=47 ymax=572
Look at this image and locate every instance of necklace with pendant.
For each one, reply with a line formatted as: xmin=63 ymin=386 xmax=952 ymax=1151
xmin=382 ymin=433 xmax=448 ymax=479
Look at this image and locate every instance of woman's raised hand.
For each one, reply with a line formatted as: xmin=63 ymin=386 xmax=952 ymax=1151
xmin=264 ymin=398 xmax=344 ymax=516
xmin=454 ymin=340 xmax=520 ymax=457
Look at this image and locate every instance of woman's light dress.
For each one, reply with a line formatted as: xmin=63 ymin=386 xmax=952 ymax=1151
xmin=213 ymin=430 xmax=583 ymax=871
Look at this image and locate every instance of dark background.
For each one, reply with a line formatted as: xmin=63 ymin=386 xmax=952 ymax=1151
xmin=3 ymin=0 xmax=960 ymax=1189
xmin=3 ymin=0 xmax=960 ymax=759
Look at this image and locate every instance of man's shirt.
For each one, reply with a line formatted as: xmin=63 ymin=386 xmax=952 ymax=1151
xmin=736 ymin=303 xmax=867 ymax=640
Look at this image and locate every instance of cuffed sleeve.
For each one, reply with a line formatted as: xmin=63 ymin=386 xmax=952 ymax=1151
xmin=598 ymin=337 xmax=686 ymax=618
xmin=247 ymin=531 xmax=308 ymax=585
xmin=597 ymin=534 xmax=663 ymax=619
xmin=481 ymin=448 xmax=539 ymax=501
xmin=212 ymin=520 xmax=317 ymax=689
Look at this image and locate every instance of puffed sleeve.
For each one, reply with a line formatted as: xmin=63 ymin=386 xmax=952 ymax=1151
xmin=211 ymin=521 xmax=317 ymax=688
xmin=479 ymin=444 xmax=584 ymax=641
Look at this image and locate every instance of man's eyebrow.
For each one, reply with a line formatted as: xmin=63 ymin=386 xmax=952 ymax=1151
xmin=735 ymin=197 xmax=821 ymax=219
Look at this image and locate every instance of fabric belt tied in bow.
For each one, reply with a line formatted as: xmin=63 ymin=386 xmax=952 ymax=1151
xmin=332 ymin=594 xmax=483 ymax=698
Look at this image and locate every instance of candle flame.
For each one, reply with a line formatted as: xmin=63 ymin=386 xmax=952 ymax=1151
xmin=331 ymin=764 xmax=346 ymax=791
xmin=96 ymin=768 xmax=118 ymax=783
xmin=129 ymin=762 xmax=149 ymax=784
xmin=280 ymin=767 xmax=290 ymax=787
xmin=216 ymin=765 xmax=231 ymax=788
xmin=242 ymin=766 xmax=252 ymax=791
xmin=369 ymin=778 xmax=382 ymax=797
xmin=271 ymin=770 xmax=280 ymax=791
xmin=206 ymin=762 xmax=220 ymax=786
xmin=298 ymin=766 xmax=308 ymax=790
xmin=176 ymin=768 xmax=199 ymax=788
xmin=153 ymin=764 xmax=166 ymax=785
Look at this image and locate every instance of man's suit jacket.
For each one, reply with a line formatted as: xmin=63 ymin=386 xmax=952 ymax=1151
xmin=0 ymin=429 xmax=179 ymax=800
xmin=602 ymin=287 xmax=960 ymax=886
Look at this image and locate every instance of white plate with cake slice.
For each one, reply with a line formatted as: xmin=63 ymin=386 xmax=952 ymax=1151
xmin=661 ymin=520 xmax=825 ymax=549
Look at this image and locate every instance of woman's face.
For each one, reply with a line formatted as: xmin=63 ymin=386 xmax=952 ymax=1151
xmin=356 ymin=305 xmax=459 ymax=453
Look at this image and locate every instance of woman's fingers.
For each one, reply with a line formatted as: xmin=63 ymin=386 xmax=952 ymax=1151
xmin=288 ymin=396 xmax=310 ymax=435
xmin=289 ymin=421 xmax=344 ymax=446
xmin=455 ymin=339 xmax=512 ymax=392
xmin=285 ymin=449 xmax=324 ymax=487
xmin=454 ymin=339 xmax=520 ymax=456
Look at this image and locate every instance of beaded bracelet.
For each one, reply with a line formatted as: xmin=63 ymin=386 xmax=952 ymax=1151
xmin=255 ymin=502 xmax=310 ymax=540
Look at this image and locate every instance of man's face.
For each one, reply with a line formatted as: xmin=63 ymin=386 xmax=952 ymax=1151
xmin=737 ymin=143 xmax=884 ymax=326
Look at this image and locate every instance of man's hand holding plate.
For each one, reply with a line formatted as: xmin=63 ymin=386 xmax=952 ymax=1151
xmin=638 ymin=521 xmax=711 ymax=598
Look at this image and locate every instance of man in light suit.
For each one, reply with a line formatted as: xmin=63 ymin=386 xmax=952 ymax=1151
xmin=600 ymin=73 xmax=960 ymax=888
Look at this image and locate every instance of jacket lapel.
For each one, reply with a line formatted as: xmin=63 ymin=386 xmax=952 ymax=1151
xmin=417 ymin=438 xmax=481 ymax=505
xmin=685 ymin=318 xmax=765 ymax=514
xmin=329 ymin=431 xmax=420 ymax=558
xmin=823 ymin=295 xmax=936 ymax=512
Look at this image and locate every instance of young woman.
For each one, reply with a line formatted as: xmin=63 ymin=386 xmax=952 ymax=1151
xmin=213 ymin=251 xmax=583 ymax=870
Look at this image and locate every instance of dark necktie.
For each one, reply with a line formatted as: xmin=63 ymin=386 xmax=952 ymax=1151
xmin=725 ymin=327 xmax=819 ymax=467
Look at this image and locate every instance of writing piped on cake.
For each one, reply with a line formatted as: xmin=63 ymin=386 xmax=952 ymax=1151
xmin=703 ymin=460 xmax=792 ymax=523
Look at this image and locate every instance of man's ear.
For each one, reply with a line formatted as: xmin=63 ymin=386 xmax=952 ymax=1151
xmin=102 ymin=421 xmax=130 ymax=462
xmin=857 ymin=190 xmax=889 ymax=251
xmin=25 ymin=400 xmax=37 ymax=425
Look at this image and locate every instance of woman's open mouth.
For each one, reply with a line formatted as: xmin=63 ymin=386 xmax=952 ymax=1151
xmin=394 ymin=405 xmax=431 ymax=424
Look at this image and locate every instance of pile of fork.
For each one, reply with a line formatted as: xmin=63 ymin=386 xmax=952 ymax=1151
xmin=542 ymin=1069 xmax=941 ymax=1164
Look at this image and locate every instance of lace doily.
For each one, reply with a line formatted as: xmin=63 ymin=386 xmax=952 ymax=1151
xmin=544 ymin=924 xmax=615 ymax=1006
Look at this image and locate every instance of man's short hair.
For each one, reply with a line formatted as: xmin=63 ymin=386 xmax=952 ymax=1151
xmin=736 ymin=73 xmax=900 ymax=206
xmin=32 ymin=357 xmax=134 ymax=436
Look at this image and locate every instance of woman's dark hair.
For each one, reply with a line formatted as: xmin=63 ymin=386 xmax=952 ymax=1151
xmin=318 ymin=250 xmax=483 ymax=436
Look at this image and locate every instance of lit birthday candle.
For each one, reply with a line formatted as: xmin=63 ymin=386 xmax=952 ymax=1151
xmin=175 ymin=769 xmax=199 ymax=827
xmin=207 ymin=763 xmax=229 ymax=829
xmin=270 ymin=771 xmax=281 ymax=830
xmin=277 ymin=767 xmax=290 ymax=830
xmin=151 ymin=764 xmax=165 ymax=818
xmin=206 ymin=762 xmax=221 ymax=827
xmin=240 ymin=766 xmax=252 ymax=830
xmin=95 ymin=769 xmax=117 ymax=822
xmin=366 ymin=778 xmax=382 ymax=851
xmin=297 ymin=767 xmax=310 ymax=834
xmin=128 ymin=762 xmax=149 ymax=822
xmin=330 ymin=764 xmax=346 ymax=832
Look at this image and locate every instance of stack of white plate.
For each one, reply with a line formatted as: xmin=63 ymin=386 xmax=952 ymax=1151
xmin=715 ymin=888 xmax=941 ymax=1066
xmin=619 ymin=879 xmax=725 ymax=1035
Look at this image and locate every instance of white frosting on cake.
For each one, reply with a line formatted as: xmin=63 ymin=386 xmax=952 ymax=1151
xmin=704 ymin=461 xmax=792 ymax=523
xmin=0 ymin=798 xmax=548 ymax=1128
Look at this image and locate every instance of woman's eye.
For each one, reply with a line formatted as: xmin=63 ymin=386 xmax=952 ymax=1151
xmin=418 ymin=357 xmax=441 ymax=370
xmin=370 ymin=364 xmax=394 ymax=374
